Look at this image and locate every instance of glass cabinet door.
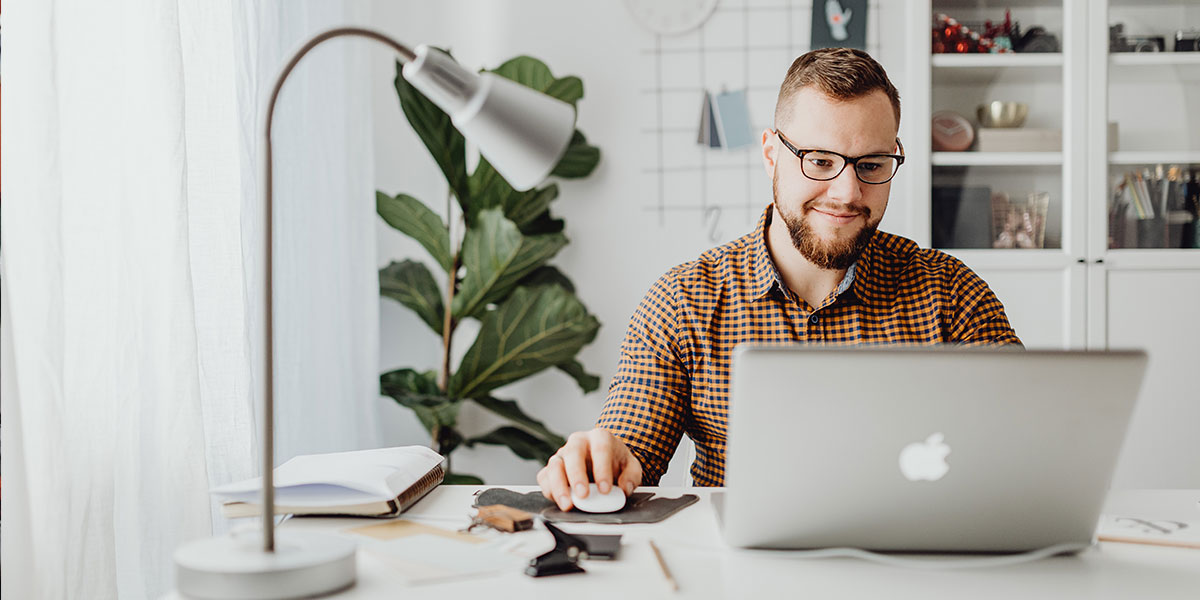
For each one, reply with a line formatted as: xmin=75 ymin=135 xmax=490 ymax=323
xmin=929 ymin=0 xmax=1068 ymax=251
xmin=1103 ymin=0 xmax=1200 ymax=250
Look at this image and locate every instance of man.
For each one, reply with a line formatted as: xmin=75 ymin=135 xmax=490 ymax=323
xmin=537 ymin=47 xmax=1021 ymax=511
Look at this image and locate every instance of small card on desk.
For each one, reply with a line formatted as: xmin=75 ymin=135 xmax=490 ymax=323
xmin=1097 ymin=515 xmax=1200 ymax=549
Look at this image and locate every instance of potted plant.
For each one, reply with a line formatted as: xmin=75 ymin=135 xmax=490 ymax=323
xmin=378 ymin=53 xmax=601 ymax=484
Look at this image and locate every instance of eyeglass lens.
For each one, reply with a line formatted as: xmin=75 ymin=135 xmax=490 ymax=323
xmin=801 ymin=151 xmax=899 ymax=184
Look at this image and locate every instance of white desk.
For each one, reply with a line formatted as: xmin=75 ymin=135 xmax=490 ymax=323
xmin=176 ymin=487 xmax=1200 ymax=599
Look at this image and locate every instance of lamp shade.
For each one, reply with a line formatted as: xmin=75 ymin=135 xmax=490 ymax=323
xmin=402 ymin=45 xmax=576 ymax=191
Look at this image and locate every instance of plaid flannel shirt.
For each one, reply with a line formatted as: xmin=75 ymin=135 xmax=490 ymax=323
xmin=597 ymin=204 xmax=1022 ymax=486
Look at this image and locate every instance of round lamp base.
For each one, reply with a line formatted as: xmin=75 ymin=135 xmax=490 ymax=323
xmin=175 ymin=530 xmax=356 ymax=599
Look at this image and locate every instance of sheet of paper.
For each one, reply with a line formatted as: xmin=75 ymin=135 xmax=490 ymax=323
xmin=1097 ymin=515 xmax=1200 ymax=548
xmin=350 ymin=519 xmax=483 ymax=544
xmin=362 ymin=534 xmax=524 ymax=585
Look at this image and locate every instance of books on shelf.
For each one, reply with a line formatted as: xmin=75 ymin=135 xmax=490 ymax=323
xmin=975 ymin=128 xmax=1061 ymax=153
xmin=212 ymin=446 xmax=445 ymax=518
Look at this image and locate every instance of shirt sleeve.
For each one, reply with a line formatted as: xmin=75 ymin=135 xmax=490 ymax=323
xmin=946 ymin=260 xmax=1024 ymax=347
xmin=595 ymin=270 xmax=691 ymax=485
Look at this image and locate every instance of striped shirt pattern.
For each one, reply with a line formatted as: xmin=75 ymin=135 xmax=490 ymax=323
xmin=597 ymin=204 xmax=1022 ymax=486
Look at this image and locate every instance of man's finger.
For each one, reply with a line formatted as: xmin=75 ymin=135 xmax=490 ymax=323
xmin=617 ymin=451 xmax=643 ymax=497
xmin=560 ymin=440 xmax=591 ymax=505
xmin=588 ymin=430 xmax=615 ymax=494
xmin=541 ymin=456 xmax=571 ymax=509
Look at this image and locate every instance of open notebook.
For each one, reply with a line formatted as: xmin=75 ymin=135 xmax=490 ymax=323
xmin=212 ymin=446 xmax=445 ymax=518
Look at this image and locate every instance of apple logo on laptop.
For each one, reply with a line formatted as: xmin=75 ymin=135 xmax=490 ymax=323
xmin=899 ymin=433 xmax=951 ymax=482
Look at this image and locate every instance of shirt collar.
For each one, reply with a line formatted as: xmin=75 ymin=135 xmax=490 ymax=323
xmin=749 ymin=203 xmax=881 ymax=307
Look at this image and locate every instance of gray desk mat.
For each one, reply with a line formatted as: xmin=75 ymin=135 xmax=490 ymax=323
xmin=472 ymin=488 xmax=698 ymax=524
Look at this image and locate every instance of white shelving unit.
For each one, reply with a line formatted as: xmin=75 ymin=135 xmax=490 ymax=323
xmin=932 ymin=151 xmax=1063 ymax=166
xmin=932 ymin=52 xmax=1064 ymax=68
xmin=1109 ymin=53 xmax=1200 ymax=66
xmin=1108 ymin=151 xmax=1200 ymax=165
xmin=907 ymin=0 xmax=1200 ymax=489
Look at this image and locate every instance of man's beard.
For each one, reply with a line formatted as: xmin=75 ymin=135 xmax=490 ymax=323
xmin=773 ymin=173 xmax=879 ymax=271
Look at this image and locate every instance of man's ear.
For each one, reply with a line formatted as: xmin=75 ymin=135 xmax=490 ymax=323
xmin=760 ymin=128 xmax=778 ymax=178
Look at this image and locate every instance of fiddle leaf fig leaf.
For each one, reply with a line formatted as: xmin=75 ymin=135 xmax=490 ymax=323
xmin=551 ymin=130 xmax=601 ymax=179
xmin=379 ymin=368 xmax=460 ymax=434
xmin=450 ymin=285 xmax=599 ymax=399
xmin=490 ymin=57 xmax=583 ymax=107
xmin=471 ymin=396 xmax=565 ymax=447
xmin=467 ymin=158 xmax=559 ymax=231
xmin=376 ymin=192 xmax=452 ymax=273
xmin=393 ymin=58 xmax=470 ymax=207
xmin=444 ymin=472 xmax=485 ymax=485
xmin=505 ymin=184 xmax=559 ymax=231
xmin=543 ymin=76 xmax=584 ymax=106
xmin=519 ymin=265 xmax=575 ymax=294
xmin=379 ymin=260 xmax=444 ymax=335
xmin=466 ymin=426 xmax=560 ymax=463
xmin=452 ymin=208 xmax=566 ymax=320
xmin=556 ymin=359 xmax=601 ymax=394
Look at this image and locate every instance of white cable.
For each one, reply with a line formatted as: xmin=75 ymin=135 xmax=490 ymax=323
xmin=732 ymin=542 xmax=1094 ymax=570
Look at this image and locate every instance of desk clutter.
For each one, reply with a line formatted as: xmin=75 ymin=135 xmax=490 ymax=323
xmin=334 ymin=486 xmax=700 ymax=584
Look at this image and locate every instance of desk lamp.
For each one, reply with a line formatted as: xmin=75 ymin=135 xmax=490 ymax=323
xmin=173 ymin=27 xmax=575 ymax=599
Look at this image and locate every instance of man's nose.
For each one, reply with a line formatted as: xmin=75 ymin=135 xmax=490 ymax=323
xmin=826 ymin=163 xmax=863 ymax=204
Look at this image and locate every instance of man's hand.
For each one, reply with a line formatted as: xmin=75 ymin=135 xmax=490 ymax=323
xmin=536 ymin=428 xmax=643 ymax=511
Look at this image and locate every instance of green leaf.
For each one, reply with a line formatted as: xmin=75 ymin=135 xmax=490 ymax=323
xmin=519 ymin=266 xmax=575 ymax=294
xmin=435 ymin=426 xmax=465 ymax=456
xmin=472 ymin=396 xmax=565 ymax=447
xmin=452 ymin=208 xmax=567 ymax=320
xmin=444 ymin=472 xmax=485 ymax=485
xmin=551 ymin=131 xmax=601 ymax=179
xmin=505 ymin=184 xmax=559 ymax=231
xmin=379 ymin=260 xmax=445 ymax=335
xmin=543 ymin=76 xmax=584 ymax=106
xmin=518 ymin=212 xmax=565 ymax=236
xmin=380 ymin=367 xmax=441 ymax=397
xmin=556 ymin=359 xmax=601 ymax=394
xmin=376 ymin=192 xmax=452 ymax=272
xmin=450 ymin=285 xmax=599 ymax=399
xmin=466 ymin=426 xmax=560 ymax=463
xmin=491 ymin=57 xmax=584 ymax=107
xmin=393 ymin=59 xmax=470 ymax=207
xmin=467 ymin=158 xmax=559 ymax=231
xmin=379 ymin=368 xmax=460 ymax=434
xmin=465 ymin=157 xmax=510 ymax=225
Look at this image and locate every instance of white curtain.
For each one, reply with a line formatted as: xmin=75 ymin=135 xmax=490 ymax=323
xmin=1 ymin=1 xmax=380 ymax=598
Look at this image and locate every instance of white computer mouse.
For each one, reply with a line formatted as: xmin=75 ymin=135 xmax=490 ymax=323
xmin=570 ymin=483 xmax=627 ymax=513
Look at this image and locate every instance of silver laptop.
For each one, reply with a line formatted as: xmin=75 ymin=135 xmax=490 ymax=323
xmin=716 ymin=345 xmax=1147 ymax=552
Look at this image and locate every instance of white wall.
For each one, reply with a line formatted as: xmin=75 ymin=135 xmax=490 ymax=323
xmin=370 ymin=0 xmax=914 ymax=484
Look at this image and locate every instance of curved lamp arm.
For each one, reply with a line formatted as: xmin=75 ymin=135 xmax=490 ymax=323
xmin=260 ymin=27 xmax=575 ymax=552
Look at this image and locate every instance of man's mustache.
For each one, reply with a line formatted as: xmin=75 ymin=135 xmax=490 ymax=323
xmin=802 ymin=200 xmax=870 ymax=219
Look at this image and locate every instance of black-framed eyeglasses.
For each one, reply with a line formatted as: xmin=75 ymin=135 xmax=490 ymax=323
xmin=775 ymin=130 xmax=905 ymax=185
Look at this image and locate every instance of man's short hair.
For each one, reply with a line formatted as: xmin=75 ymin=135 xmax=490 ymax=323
xmin=774 ymin=47 xmax=901 ymax=131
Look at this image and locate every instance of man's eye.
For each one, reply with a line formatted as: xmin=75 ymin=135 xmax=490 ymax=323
xmin=859 ymin=162 xmax=882 ymax=172
xmin=807 ymin=158 xmax=834 ymax=168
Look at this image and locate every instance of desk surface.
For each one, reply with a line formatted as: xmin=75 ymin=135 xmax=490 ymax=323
xmin=176 ymin=487 xmax=1200 ymax=599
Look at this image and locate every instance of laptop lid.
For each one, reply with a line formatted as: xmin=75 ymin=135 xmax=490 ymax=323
xmin=720 ymin=345 xmax=1147 ymax=552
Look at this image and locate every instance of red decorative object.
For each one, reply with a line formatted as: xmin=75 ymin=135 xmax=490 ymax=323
xmin=933 ymin=11 xmax=1017 ymax=54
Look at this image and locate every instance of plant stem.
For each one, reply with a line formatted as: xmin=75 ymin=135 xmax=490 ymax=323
xmin=439 ymin=190 xmax=459 ymax=394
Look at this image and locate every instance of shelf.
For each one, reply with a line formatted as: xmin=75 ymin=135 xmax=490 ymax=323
xmin=1102 ymin=250 xmax=1200 ymax=270
xmin=1109 ymin=151 xmax=1200 ymax=165
xmin=932 ymin=53 xmax=1064 ymax=68
xmin=932 ymin=152 xmax=1063 ymax=166
xmin=939 ymin=249 xmax=1075 ymax=270
xmin=1110 ymin=53 xmax=1200 ymax=67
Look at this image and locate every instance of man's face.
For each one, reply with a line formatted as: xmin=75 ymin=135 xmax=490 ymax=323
xmin=761 ymin=87 xmax=899 ymax=270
